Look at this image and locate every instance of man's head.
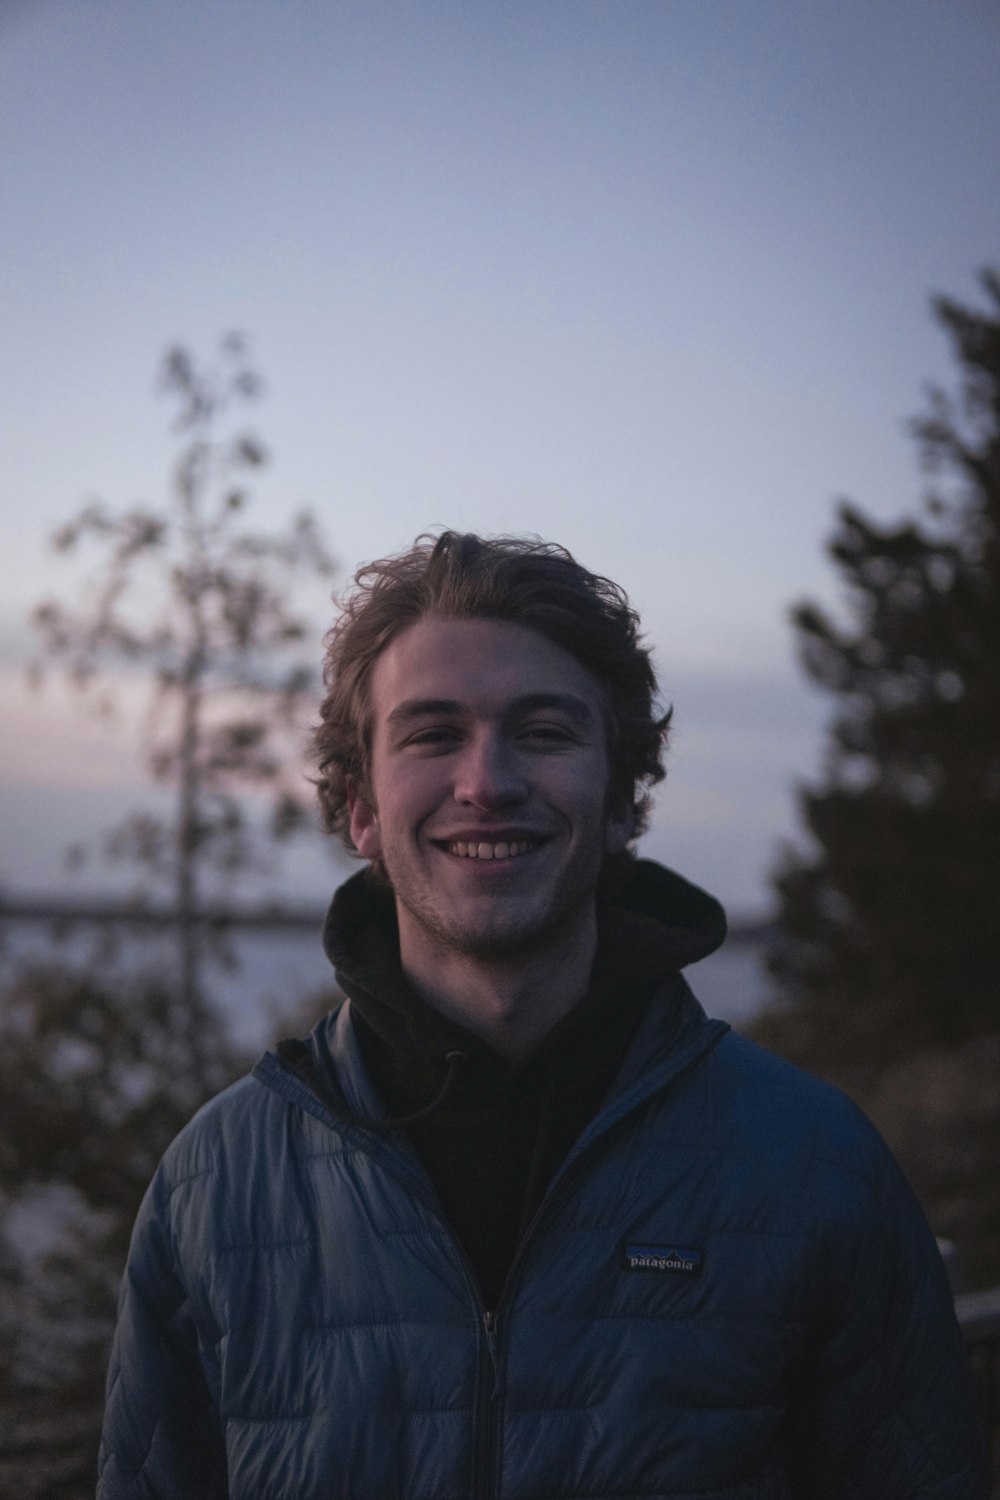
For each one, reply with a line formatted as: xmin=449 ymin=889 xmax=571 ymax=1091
xmin=313 ymin=530 xmax=671 ymax=856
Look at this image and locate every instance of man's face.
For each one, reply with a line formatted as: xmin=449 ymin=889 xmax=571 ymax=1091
xmin=348 ymin=615 xmax=632 ymax=966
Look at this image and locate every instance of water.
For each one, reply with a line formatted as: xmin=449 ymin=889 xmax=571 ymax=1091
xmin=1 ymin=914 xmax=772 ymax=1051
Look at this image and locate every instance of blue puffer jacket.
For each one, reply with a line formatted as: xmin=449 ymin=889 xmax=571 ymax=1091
xmin=99 ymin=946 xmax=987 ymax=1496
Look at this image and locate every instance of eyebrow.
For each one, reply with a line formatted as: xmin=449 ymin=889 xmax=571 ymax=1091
xmin=385 ymin=692 xmax=596 ymax=729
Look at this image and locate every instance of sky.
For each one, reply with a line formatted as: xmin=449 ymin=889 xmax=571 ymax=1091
xmin=1 ymin=0 xmax=998 ymax=918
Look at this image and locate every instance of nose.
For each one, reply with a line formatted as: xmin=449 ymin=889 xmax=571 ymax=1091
xmin=453 ymin=730 xmax=528 ymax=811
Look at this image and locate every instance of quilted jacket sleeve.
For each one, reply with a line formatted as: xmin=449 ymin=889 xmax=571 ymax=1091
xmin=788 ymin=1126 xmax=990 ymax=1498
xmin=98 ymin=1165 xmax=228 ymax=1499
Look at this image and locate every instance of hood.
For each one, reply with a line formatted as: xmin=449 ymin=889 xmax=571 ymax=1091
xmin=322 ymin=856 xmax=726 ymax=988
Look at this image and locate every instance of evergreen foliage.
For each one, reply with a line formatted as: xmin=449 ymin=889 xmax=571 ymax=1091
xmin=763 ymin=270 xmax=1000 ymax=1076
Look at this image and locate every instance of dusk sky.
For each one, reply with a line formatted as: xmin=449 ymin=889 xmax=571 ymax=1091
xmin=2 ymin=0 xmax=998 ymax=916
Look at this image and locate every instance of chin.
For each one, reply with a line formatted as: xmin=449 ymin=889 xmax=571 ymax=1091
xmin=436 ymin=899 xmax=589 ymax=962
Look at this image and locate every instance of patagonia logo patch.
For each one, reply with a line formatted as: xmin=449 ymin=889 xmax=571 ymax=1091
xmin=621 ymin=1241 xmax=703 ymax=1276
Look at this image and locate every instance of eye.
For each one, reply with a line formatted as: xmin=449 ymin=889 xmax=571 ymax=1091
xmin=519 ymin=722 xmax=577 ymax=745
xmin=405 ymin=726 xmax=462 ymax=749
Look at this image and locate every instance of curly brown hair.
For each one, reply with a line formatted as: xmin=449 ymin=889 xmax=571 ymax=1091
xmin=313 ymin=531 xmax=671 ymax=850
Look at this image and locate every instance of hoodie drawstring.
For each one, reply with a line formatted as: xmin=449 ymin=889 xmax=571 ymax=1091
xmin=380 ymin=1050 xmax=469 ymax=1129
xmin=276 ymin=1037 xmax=470 ymax=1134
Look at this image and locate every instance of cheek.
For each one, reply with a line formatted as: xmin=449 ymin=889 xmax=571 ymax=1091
xmin=549 ymin=762 xmax=614 ymax=821
xmin=365 ymin=761 xmax=448 ymax=838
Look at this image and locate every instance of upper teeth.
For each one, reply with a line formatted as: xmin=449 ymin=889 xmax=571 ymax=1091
xmin=447 ymin=840 xmax=535 ymax=860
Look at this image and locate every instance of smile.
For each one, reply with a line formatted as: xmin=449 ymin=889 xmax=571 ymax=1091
xmin=441 ymin=838 xmax=544 ymax=860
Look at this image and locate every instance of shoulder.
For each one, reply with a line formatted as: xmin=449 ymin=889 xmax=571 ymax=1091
xmin=707 ymin=1029 xmax=885 ymax=1156
xmin=638 ymin=1026 xmax=952 ymax=1318
xmin=145 ymin=1069 xmax=318 ymax=1259
xmin=680 ymin=1029 xmax=916 ymax=1228
xmin=156 ymin=1074 xmax=265 ymax=1192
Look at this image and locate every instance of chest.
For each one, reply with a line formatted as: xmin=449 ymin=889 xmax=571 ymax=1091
xmin=178 ymin=1120 xmax=815 ymax=1499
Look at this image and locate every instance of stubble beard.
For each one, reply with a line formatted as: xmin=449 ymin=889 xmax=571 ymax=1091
xmin=404 ymin=889 xmax=586 ymax=963
xmin=386 ymin=842 xmax=603 ymax=966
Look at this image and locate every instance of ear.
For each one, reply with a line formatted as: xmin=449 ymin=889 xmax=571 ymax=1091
xmin=347 ymin=776 xmax=382 ymax=860
xmin=604 ymin=797 xmax=635 ymax=857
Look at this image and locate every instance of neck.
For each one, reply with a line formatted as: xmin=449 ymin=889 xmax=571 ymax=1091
xmin=398 ymin=908 xmax=599 ymax=1062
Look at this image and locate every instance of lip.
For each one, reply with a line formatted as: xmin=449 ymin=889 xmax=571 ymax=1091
xmin=431 ymin=828 xmax=552 ymax=843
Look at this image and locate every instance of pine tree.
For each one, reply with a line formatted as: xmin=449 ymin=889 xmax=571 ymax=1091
xmin=763 ymin=270 xmax=1000 ymax=1079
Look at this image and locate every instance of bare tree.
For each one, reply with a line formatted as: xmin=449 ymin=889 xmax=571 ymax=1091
xmin=29 ymin=333 xmax=336 ymax=1013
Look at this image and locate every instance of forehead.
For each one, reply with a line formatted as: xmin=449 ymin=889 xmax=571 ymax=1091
xmin=367 ymin=616 xmax=606 ymax=725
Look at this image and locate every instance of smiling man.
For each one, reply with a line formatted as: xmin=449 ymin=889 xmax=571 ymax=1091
xmin=99 ymin=532 xmax=987 ymax=1498
xmin=348 ymin=613 xmax=633 ymax=1056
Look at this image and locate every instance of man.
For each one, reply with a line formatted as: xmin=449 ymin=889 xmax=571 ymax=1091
xmin=99 ymin=531 xmax=987 ymax=1497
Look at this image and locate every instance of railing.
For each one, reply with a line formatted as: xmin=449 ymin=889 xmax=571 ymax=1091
xmin=957 ymin=1286 xmax=1000 ymax=1484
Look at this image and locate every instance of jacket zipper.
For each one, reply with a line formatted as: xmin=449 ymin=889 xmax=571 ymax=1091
xmin=468 ymin=1115 xmax=652 ymax=1500
xmin=474 ymin=1310 xmax=500 ymax=1500
xmin=462 ymin=1028 xmax=730 ymax=1500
